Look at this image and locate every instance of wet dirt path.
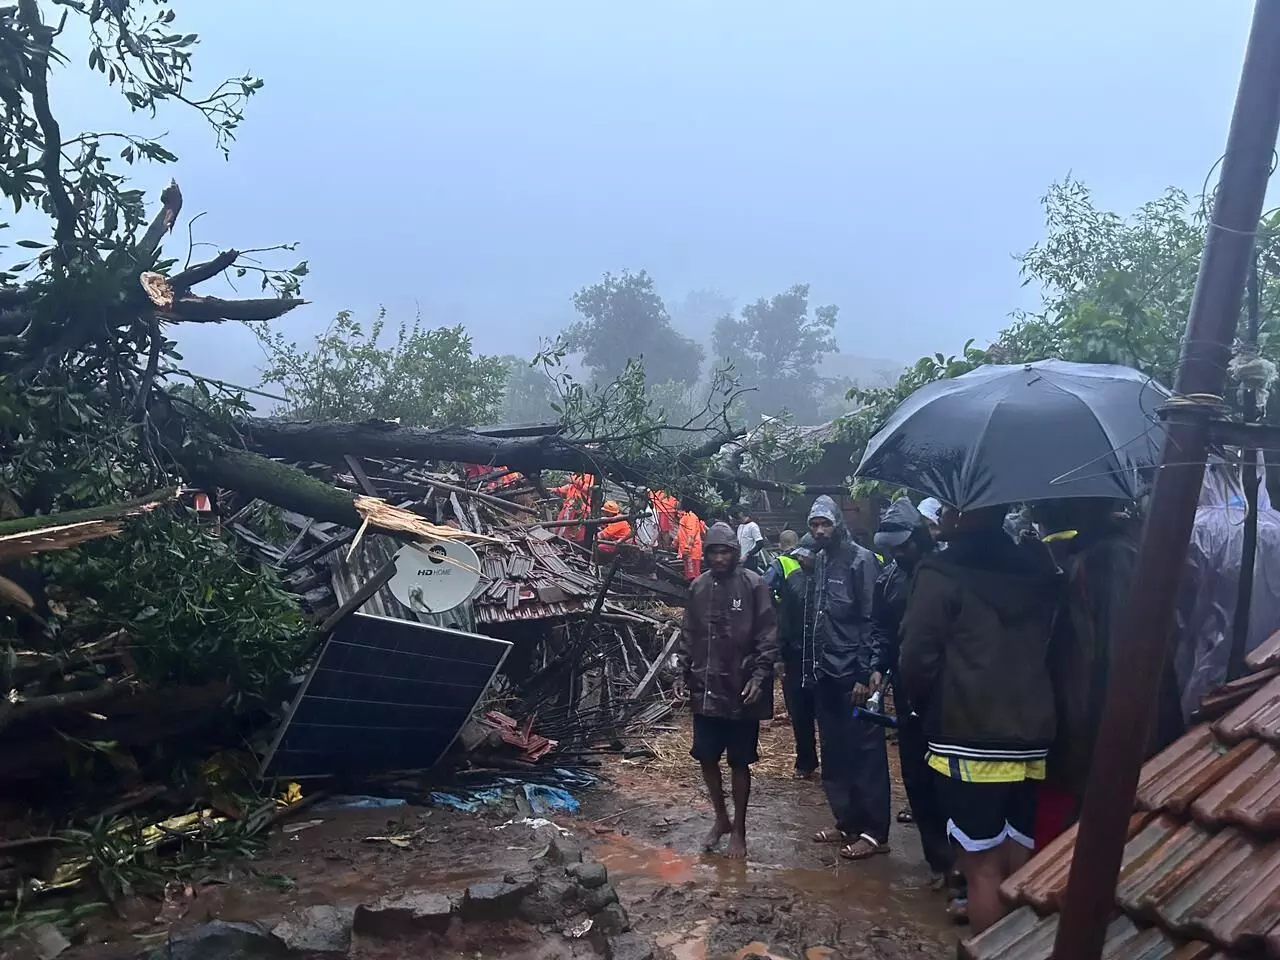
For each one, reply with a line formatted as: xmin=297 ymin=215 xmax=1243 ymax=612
xmin=583 ymin=759 xmax=957 ymax=959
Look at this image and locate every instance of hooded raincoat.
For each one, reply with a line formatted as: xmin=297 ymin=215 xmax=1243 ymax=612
xmin=679 ymin=523 xmax=779 ymax=721
xmin=801 ymin=495 xmax=884 ymax=686
xmin=900 ymin=526 xmax=1062 ymax=761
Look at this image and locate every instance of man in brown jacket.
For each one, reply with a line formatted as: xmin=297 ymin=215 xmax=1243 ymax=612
xmin=679 ymin=522 xmax=778 ymax=859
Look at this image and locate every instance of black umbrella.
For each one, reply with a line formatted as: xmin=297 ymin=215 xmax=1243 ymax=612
xmin=854 ymin=360 xmax=1169 ymax=510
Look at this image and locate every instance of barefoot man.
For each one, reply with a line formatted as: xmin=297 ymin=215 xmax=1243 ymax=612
xmin=679 ymin=522 xmax=778 ymax=859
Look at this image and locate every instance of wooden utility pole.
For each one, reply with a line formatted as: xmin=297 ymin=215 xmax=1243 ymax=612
xmin=1053 ymin=3 xmax=1280 ymax=958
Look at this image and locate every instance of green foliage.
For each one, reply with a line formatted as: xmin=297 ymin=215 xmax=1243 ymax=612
xmin=258 ymin=309 xmax=509 ymax=428
xmin=0 ymin=1 xmax=259 ymax=274
xmin=991 ymin=177 xmax=1280 ymax=401
xmin=712 ymin=284 xmax=840 ymax=423
xmin=564 ymin=269 xmax=705 ymax=387
xmin=41 ymin=509 xmax=305 ymax=699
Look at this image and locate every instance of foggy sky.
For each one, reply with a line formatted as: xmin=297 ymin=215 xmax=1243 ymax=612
xmin=53 ymin=1 xmax=1259 ymax=392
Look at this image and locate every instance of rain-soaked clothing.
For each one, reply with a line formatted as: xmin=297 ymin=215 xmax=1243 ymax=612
xmin=801 ymin=496 xmax=884 ymax=685
xmin=678 ymin=523 xmax=778 ymax=722
xmin=901 ymin=526 xmax=1062 ymax=766
xmin=803 ymin=495 xmax=891 ymax=845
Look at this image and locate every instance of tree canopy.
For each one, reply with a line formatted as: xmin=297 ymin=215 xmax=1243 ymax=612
xmin=712 ymin=283 xmax=840 ymax=424
xmin=563 ymin=269 xmax=704 ymax=387
xmin=258 ymin=310 xmax=508 ymax=428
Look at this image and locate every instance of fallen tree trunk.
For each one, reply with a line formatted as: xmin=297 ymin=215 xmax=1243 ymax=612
xmin=243 ymin=418 xmax=601 ymax=474
xmin=240 ymin=418 xmax=848 ymax=499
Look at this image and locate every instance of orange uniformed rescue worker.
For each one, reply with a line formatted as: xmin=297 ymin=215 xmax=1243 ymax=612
xmin=597 ymin=501 xmax=634 ymax=556
xmin=677 ymin=509 xmax=707 ymax=581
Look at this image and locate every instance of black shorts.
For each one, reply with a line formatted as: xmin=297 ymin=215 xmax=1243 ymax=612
xmin=690 ymin=715 xmax=760 ymax=769
xmin=937 ymin=774 xmax=1037 ymax=852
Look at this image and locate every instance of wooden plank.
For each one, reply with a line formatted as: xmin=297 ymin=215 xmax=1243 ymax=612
xmin=629 ymin=626 xmax=681 ymax=701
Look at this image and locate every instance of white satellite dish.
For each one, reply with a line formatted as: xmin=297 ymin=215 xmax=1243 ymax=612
xmin=387 ymin=541 xmax=483 ymax=615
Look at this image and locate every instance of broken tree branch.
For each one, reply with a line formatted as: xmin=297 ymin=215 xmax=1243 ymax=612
xmin=168 ymin=249 xmax=239 ymax=290
xmin=138 ymin=180 xmax=183 ymax=256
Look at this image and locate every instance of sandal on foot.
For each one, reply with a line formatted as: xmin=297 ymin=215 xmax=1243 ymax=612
xmin=813 ymin=828 xmax=847 ymax=843
xmin=839 ymin=834 xmax=890 ymax=861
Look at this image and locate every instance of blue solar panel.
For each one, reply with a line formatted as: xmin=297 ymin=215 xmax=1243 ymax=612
xmin=263 ymin=612 xmax=511 ymax=779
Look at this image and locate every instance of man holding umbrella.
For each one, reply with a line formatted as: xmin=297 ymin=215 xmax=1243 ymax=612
xmin=803 ymin=495 xmax=891 ymax=861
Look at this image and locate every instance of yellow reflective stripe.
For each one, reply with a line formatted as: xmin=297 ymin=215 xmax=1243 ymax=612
xmin=777 ymin=555 xmax=800 ymax=577
xmin=1042 ymin=529 xmax=1078 ymax=543
xmin=926 ymin=751 xmax=1047 ymax=783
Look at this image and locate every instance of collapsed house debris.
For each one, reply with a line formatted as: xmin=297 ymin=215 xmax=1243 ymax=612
xmin=235 ymin=454 xmax=688 ymax=765
xmin=0 ymin=447 xmax=689 ymax=925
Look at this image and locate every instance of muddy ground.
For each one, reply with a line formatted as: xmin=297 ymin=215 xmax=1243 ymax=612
xmin=31 ymin=719 xmax=959 ymax=960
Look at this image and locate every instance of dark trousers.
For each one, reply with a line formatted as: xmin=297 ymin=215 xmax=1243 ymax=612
xmin=814 ymin=676 xmax=891 ymax=843
xmin=897 ymin=712 xmax=953 ymax=873
xmin=781 ymin=656 xmax=818 ymax=774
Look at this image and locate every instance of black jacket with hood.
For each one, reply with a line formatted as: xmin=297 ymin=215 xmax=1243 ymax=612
xmin=801 ymin=495 xmax=883 ymax=686
xmin=679 ymin=522 xmax=779 ymax=720
xmin=899 ymin=525 xmax=1062 ymax=761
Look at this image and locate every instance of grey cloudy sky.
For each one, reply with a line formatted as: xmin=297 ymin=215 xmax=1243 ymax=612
xmin=55 ymin=1 xmax=1257 ymax=387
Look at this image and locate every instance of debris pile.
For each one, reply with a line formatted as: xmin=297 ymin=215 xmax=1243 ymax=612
xmin=0 ymin=447 xmax=689 ymax=935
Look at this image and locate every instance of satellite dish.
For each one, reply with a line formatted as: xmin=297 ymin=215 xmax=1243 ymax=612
xmin=387 ymin=541 xmax=483 ymax=615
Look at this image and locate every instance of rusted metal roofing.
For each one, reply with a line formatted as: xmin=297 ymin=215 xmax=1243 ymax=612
xmin=976 ymin=636 xmax=1280 ymax=958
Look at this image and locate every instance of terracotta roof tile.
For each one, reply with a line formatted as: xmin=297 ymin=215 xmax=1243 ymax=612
xmin=1189 ymin=740 xmax=1280 ymax=832
xmin=1137 ymin=726 xmax=1250 ymax=815
xmin=962 ymin=908 xmax=1206 ymax=960
xmin=1195 ymin=668 xmax=1280 ymax=722
xmin=1213 ymin=674 xmax=1280 ymax=745
xmin=1246 ymin=630 xmax=1280 ymax=673
xmin=1001 ymin=813 xmax=1152 ymax=914
xmin=970 ymin=665 xmax=1280 ymax=958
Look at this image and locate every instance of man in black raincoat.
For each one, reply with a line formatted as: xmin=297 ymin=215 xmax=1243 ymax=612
xmin=679 ymin=522 xmax=778 ymax=859
xmin=872 ymin=498 xmax=952 ymax=886
xmin=802 ymin=495 xmax=891 ymax=861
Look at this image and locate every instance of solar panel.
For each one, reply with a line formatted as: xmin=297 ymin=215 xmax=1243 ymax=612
xmin=262 ymin=612 xmax=512 ymax=779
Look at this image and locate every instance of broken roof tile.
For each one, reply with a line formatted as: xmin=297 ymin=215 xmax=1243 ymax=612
xmin=1137 ymin=726 xmax=1247 ymax=815
xmin=1213 ymin=674 xmax=1280 ymax=745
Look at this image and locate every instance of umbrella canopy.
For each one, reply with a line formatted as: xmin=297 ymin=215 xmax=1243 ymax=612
xmin=854 ymin=360 xmax=1169 ymax=510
